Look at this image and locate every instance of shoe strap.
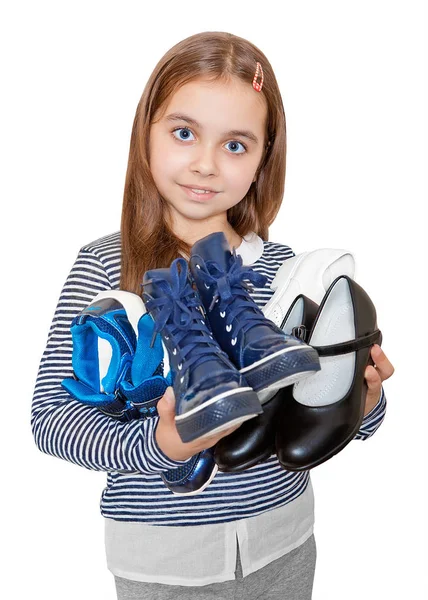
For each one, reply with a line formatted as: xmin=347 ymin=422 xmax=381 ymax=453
xmin=100 ymin=384 xmax=164 ymax=422
xmin=311 ymin=329 xmax=381 ymax=357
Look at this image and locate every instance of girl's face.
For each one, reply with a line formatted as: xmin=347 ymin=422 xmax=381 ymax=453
xmin=149 ymin=77 xmax=268 ymax=235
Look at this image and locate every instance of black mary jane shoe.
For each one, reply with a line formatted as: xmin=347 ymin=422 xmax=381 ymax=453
xmin=276 ymin=275 xmax=382 ymax=471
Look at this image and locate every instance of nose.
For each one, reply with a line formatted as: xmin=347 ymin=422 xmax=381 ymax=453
xmin=190 ymin=143 xmax=219 ymax=177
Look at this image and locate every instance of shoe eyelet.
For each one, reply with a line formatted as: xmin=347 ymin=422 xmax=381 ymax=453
xmin=220 ymin=311 xmax=226 ymax=318
xmin=180 ymin=376 xmax=184 ymax=383
xmin=215 ymin=299 xmax=219 ymax=304
xmin=165 ymin=335 xmax=169 ymax=340
xmin=231 ymin=338 xmax=237 ymax=346
xmin=173 ymin=348 xmax=177 ymax=355
xmin=204 ymin=283 xmax=210 ymax=289
xmin=226 ymin=324 xmax=232 ymax=332
xmin=196 ymin=264 xmax=201 ymax=269
xmin=178 ymin=363 xmax=183 ymax=370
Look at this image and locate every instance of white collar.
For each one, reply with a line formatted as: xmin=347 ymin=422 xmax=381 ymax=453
xmin=234 ymin=232 xmax=264 ymax=265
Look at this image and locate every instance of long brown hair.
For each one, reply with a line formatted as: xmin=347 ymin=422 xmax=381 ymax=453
xmin=120 ymin=31 xmax=287 ymax=294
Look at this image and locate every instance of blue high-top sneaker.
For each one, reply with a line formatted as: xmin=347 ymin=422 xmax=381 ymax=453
xmin=189 ymin=232 xmax=321 ymax=404
xmin=141 ymin=257 xmax=263 ymax=444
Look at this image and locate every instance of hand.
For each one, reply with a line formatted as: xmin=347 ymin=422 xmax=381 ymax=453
xmin=363 ymin=345 xmax=395 ymax=416
xmin=155 ymin=387 xmax=243 ymax=461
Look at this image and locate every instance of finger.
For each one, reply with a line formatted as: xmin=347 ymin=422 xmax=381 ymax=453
xmin=157 ymin=387 xmax=175 ymax=423
xmin=371 ymin=345 xmax=395 ymax=381
xmin=194 ymin=424 xmax=241 ymax=450
xmin=365 ymin=365 xmax=382 ymax=391
xmin=222 ymin=423 xmax=242 ymax=434
xmin=364 ymin=365 xmax=383 ymax=410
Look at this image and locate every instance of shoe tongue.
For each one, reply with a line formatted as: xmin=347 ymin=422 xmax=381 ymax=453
xmin=192 ymin=232 xmax=232 ymax=272
xmin=142 ymin=267 xmax=175 ymax=299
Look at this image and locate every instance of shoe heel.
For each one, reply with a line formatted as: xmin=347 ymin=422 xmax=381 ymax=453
xmin=175 ymin=389 xmax=262 ymax=443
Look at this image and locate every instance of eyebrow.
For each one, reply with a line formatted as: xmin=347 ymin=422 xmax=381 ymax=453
xmin=164 ymin=112 xmax=260 ymax=144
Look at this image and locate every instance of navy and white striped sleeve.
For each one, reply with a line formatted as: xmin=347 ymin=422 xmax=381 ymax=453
xmin=31 ymin=247 xmax=190 ymax=474
xmin=353 ymin=385 xmax=387 ymax=440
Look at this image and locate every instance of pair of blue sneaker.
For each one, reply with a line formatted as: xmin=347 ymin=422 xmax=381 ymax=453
xmin=141 ymin=232 xmax=321 ymax=446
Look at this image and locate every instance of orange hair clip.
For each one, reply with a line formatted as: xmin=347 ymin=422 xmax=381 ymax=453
xmin=252 ymin=62 xmax=264 ymax=92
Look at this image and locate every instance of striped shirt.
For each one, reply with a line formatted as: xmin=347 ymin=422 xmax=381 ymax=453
xmin=31 ymin=230 xmax=386 ymax=527
xmin=31 ymin=230 xmax=387 ymax=586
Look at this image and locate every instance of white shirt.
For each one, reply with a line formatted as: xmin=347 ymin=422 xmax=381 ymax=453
xmin=104 ymin=478 xmax=315 ymax=586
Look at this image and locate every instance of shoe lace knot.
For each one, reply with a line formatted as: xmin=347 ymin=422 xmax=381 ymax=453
xmin=141 ymin=257 xmax=230 ymax=375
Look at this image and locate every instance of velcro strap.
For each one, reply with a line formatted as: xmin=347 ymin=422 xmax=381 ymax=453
xmin=99 ymin=402 xmax=141 ymax=422
xmin=61 ymin=377 xmax=117 ymax=406
xmin=119 ymin=376 xmax=167 ymax=406
xmin=312 ymin=329 xmax=381 ymax=357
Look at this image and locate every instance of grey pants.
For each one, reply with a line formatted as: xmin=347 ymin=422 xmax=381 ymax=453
xmin=114 ymin=533 xmax=316 ymax=600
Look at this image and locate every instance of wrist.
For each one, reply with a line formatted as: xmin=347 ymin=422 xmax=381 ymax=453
xmin=155 ymin=420 xmax=191 ymax=462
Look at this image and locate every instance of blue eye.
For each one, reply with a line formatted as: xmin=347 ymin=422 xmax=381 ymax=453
xmin=225 ymin=141 xmax=246 ymax=154
xmin=171 ymin=127 xmax=247 ymax=154
xmin=172 ymin=127 xmax=195 ymax=142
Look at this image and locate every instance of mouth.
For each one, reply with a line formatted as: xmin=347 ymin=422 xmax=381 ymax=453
xmin=179 ymin=184 xmax=220 ymax=201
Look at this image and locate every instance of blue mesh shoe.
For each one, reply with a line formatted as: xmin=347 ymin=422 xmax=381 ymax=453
xmin=141 ymin=257 xmax=263 ymax=444
xmin=61 ymin=291 xmax=159 ymax=421
xmin=189 ymin=232 xmax=321 ymax=404
xmin=160 ymin=448 xmax=218 ymax=496
xmin=61 ymin=290 xmax=217 ymax=495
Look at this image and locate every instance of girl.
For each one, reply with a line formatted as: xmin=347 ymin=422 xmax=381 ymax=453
xmin=31 ymin=31 xmax=393 ymax=599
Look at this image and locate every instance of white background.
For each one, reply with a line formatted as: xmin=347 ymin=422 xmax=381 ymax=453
xmin=1 ymin=1 xmax=426 ymax=598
